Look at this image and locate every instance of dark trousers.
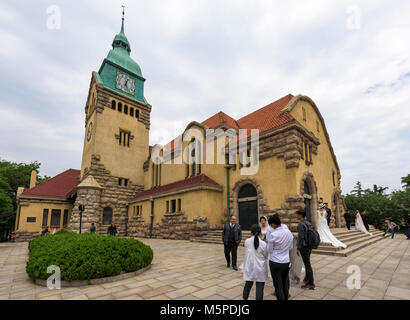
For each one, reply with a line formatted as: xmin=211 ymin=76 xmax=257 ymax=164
xmin=243 ymin=281 xmax=265 ymax=300
xmin=345 ymin=220 xmax=351 ymax=230
xmin=327 ymin=217 xmax=331 ymax=226
xmin=269 ymin=260 xmax=290 ymax=300
xmin=224 ymin=242 xmax=238 ymax=267
xmin=383 ymin=228 xmax=395 ymax=239
xmin=300 ymin=247 xmax=314 ymax=286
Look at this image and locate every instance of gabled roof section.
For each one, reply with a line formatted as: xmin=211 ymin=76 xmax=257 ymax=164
xmin=22 ymin=169 xmax=80 ymax=199
xmin=237 ymin=94 xmax=294 ymax=133
xmin=131 ymin=174 xmax=221 ymax=201
xmin=202 ymin=111 xmax=240 ymax=130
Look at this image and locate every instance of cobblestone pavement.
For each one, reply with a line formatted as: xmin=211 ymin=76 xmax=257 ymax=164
xmin=0 ymin=234 xmax=409 ymax=300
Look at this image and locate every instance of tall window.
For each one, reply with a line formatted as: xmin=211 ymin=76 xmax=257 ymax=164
xmin=171 ymin=200 xmax=176 ymax=213
xmin=50 ymin=209 xmax=61 ymax=228
xmin=191 ymin=139 xmax=196 ymax=176
xmin=111 ymin=100 xmax=116 ymax=110
xmin=118 ymin=102 xmax=122 ymax=112
xmin=166 ymin=201 xmax=169 ymax=213
xmin=135 ymin=109 xmax=140 ymax=118
xmin=302 ymin=107 xmax=307 ymax=121
xmin=102 ymin=207 xmax=113 ymax=225
xmin=63 ymin=210 xmax=69 ymax=227
xmin=42 ymin=209 xmax=49 ymax=227
xmin=124 ymin=105 xmax=128 ymax=115
xmin=177 ymin=199 xmax=181 ymax=212
xmin=130 ymin=107 xmax=134 ymax=117
xmin=119 ymin=130 xmax=130 ymax=147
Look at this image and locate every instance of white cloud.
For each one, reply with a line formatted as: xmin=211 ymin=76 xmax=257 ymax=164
xmin=0 ymin=0 xmax=409 ymax=193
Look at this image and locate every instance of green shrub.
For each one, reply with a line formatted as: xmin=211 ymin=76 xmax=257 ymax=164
xmin=26 ymin=232 xmax=153 ymax=281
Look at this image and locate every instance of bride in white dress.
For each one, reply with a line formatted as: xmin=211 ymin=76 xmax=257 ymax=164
xmin=317 ymin=203 xmax=347 ymax=248
xmin=355 ymin=210 xmax=372 ymax=235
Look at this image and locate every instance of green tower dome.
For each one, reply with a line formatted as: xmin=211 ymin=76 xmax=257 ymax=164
xmin=98 ymin=9 xmax=147 ymax=104
xmin=105 ymin=14 xmax=142 ymax=78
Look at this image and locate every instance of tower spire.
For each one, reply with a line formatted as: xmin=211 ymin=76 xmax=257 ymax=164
xmin=121 ymin=5 xmax=125 ymax=33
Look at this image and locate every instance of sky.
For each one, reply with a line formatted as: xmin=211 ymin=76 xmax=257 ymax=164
xmin=0 ymin=0 xmax=409 ymax=194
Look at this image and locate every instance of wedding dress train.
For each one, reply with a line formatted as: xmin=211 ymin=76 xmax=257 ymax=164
xmin=355 ymin=213 xmax=372 ymax=235
xmin=317 ymin=210 xmax=347 ymax=248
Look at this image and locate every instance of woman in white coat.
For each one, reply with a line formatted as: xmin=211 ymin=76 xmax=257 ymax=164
xmin=242 ymin=224 xmax=268 ymax=300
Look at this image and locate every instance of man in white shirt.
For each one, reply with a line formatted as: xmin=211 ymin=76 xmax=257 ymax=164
xmin=266 ymin=214 xmax=294 ymax=300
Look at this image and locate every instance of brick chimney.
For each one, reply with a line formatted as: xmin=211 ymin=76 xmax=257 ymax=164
xmin=30 ymin=170 xmax=37 ymax=189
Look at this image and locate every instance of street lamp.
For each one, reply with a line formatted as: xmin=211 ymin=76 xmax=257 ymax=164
xmin=78 ymin=205 xmax=85 ymax=234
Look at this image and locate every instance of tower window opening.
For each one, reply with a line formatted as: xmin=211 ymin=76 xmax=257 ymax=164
xmin=111 ymin=100 xmax=116 ymax=110
xmin=135 ymin=109 xmax=140 ymax=118
xmin=118 ymin=102 xmax=122 ymax=112
xmin=130 ymin=107 xmax=134 ymax=117
xmin=124 ymin=105 xmax=128 ymax=115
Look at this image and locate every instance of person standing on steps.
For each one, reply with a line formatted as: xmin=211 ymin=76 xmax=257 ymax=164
xmin=324 ymin=202 xmax=332 ymax=226
xmin=344 ymin=211 xmax=352 ymax=230
xmin=361 ymin=211 xmax=370 ymax=231
xmin=222 ymin=215 xmax=242 ymax=271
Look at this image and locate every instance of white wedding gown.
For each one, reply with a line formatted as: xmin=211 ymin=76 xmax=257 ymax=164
xmin=355 ymin=214 xmax=372 ymax=235
xmin=317 ymin=210 xmax=347 ymax=248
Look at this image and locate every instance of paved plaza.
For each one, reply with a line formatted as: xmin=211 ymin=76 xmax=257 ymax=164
xmin=0 ymin=234 xmax=409 ymax=300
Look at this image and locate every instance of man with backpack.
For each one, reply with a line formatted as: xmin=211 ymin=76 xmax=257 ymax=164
xmin=296 ymin=209 xmax=318 ymax=290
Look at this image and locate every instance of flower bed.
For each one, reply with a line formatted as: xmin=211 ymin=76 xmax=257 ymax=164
xmin=26 ymin=229 xmax=153 ymax=282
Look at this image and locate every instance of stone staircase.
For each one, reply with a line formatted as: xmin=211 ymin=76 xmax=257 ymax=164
xmin=312 ymin=228 xmax=386 ymax=257
xmin=190 ymin=230 xmax=252 ymax=247
xmin=190 ymin=228 xmax=387 ymax=257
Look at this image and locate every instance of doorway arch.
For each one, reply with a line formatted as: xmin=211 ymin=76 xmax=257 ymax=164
xmin=238 ymin=184 xmax=258 ymax=230
xmin=230 ymin=178 xmax=265 ymax=230
xmin=300 ymin=172 xmax=319 ymax=229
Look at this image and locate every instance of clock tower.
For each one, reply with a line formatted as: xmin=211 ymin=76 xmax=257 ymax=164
xmin=80 ymin=11 xmax=151 ymax=186
xmin=73 ymin=11 xmax=151 ymax=235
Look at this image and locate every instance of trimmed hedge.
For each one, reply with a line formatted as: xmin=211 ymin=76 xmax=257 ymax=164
xmin=26 ymin=229 xmax=153 ymax=281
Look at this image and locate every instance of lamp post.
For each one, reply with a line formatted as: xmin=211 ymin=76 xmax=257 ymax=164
xmin=78 ymin=205 xmax=85 ymax=234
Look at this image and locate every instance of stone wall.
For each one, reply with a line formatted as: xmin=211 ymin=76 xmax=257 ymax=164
xmin=127 ymin=213 xmax=212 ymax=240
xmin=259 ymin=125 xmax=319 ymax=169
xmin=71 ymin=155 xmax=143 ymax=236
xmin=15 ymin=230 xmax=41 ymax=242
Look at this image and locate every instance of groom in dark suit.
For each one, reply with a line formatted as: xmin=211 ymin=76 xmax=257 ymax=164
xmin=324 ymin=203 xmax=332 ymax=226
xmin=222 ymin=215 xmax=242 ymax=271
xmin=361 ymin=211 xmax=370 ymax=231
xmin=344 ymin=211 xmax=352 ymax=230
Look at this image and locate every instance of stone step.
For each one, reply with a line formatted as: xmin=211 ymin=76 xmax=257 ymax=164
xmin=313 ymin=233 xmax=388 ymax=257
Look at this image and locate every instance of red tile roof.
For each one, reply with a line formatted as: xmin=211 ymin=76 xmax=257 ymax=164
xmin=237 ymin=94 xmax=294 ymax=133
xmin=202 ymin=111 xmax=240 ymax=130
xmin=161 ymin=94 xmax=295 ymax=152
xmin=132 ymin=174 xmax=221 ymax=200
xmin=22 ymin=169 xmax=80 ymax=198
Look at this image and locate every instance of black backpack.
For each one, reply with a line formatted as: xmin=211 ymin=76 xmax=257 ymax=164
xmin=305 ymin=222 xmax=320 ymax=249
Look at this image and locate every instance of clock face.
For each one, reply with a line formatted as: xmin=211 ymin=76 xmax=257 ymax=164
xmin=116 ymin=72 xmax=136 ymax=95
xmin=87 ymin=122 xmax=93 ymax=142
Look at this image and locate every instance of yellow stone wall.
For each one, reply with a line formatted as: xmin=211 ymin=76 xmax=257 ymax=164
xmin=129 ymin=189 xmax=223 ymax=225
xmin=290 ymin=100 xmax=341 ymax=205
xmin=16 ymin=201 xmax=73 ymax=232
xmin=81 ymin=86 xmax=149 ymax=186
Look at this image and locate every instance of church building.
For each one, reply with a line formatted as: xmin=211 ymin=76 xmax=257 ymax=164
xmin=14 ymin=15 xmax=345 ymax=240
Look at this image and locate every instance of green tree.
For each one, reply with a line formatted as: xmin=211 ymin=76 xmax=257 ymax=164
xmin=401 ymin=174 xmax=410 ymax=190
xmin=0 ymin=159 xmax=49 ymax=237
xmin=352 ymin=181 xmax=363 ymax=196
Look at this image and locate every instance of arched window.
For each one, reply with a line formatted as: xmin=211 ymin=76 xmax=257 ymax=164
xmin=135 ymin=109 xmax=140 ymax=118
xmin=124 ymin=105 xmax=128 ymax=115
xmin=111 ymin=100 xmax=116 ymax=110
xmin=238 ymin=184 xmax=257 ymax=198
xmin=130 ymin=107 xmax=134 ymax=117
xmin=191 ymin=139 xmax=196 ymax=176
xmin=102 ymin=207 xmax=113 ymax=225
xmin=118 ymin=102 xmax=122 ymax=112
